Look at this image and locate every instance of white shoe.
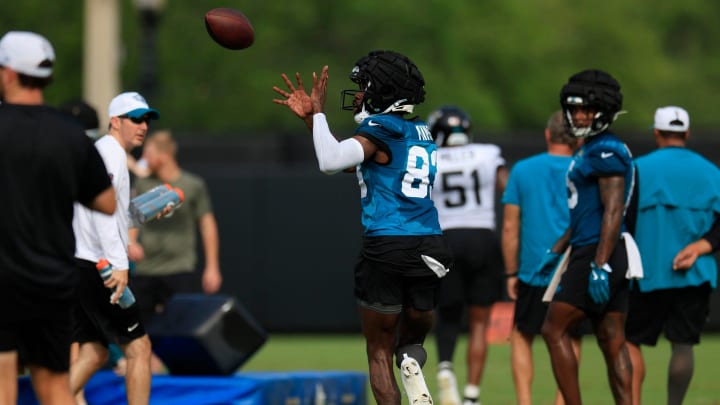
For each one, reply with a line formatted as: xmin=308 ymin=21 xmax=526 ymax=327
xmin=436 ymin=368 xmax=461 ymax=405
xmin=400 ymin=354 xmax=433 ymax=404
xmin=462 ymin=385 xmax=481 ymax=405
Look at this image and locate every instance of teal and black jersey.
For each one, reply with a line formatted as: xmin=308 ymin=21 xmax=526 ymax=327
xmin=566 ymin=132 xmax=634 ymax=246
xmin=353 ymin=114 xmax=442 ymax=236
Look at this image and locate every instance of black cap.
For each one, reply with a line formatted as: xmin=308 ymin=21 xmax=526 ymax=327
xmin=59 ymin=100 xmax=99 ymax=131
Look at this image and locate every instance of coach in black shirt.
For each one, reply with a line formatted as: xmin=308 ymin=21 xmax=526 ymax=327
xmin=0 ymin=31 xmax=116 ymax=404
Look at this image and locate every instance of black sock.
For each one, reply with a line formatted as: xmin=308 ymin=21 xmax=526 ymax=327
xmin=395 ymin=344 xmax=427 ymax=369
xmin=435 ymin=303 xmax=463 ymax=363
xmin=668 ymin=343 xmax=694 ymax=405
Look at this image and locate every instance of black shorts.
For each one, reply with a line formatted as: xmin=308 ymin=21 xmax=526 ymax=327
xmin=133 ymin=272 xmax=199 ymax=324
xmin=0 ymin=304 xmax=73 ymax=372
xmin=553 ymin=243 xmax=629 ymax=318
xmin=514 ymin=281 xmax=592 ymax=337
xmin=354 ymin=235 xmax=452 ymax=314
xmin=438 ymin=228 xmax=504 ymax=307
xmin=626 ymin=282 xmax=711 ymax=346
xmin=73 ymin=259 xmax=146 ymax=346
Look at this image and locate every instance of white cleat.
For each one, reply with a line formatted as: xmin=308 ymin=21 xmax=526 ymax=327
xmin=400 ymin=354 xmax=433 ymax=404
xmin=462 ymin=385 xmax=481 ymax=405
xmin=436 ymin=368 xmax=461 ymax=405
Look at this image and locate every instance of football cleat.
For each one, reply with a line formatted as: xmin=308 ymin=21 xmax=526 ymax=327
xmin=436 ymin=368 xmax=461 ymax=405
xmin=400 ymin=354 xmax=433 ymax=405
xmin=462 ymin=385 xmax=481 ymax=405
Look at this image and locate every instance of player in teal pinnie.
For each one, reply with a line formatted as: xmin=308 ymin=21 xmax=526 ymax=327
xmin=273 ymin=50 xmax=452 ymax=405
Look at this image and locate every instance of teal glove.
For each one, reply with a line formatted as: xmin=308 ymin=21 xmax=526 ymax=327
xmin=588 ymin=262 xmax=612 ymax=304
xmin=529 ymin=250 xmax=560 ymax=286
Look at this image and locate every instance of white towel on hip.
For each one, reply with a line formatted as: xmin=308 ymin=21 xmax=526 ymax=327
xmin=623 ymin=232 xmax=644 ymax=279
xmin=542 ymin=233 xmax=643 ymax=304
xmin=542 ymin=247 xmax=571 ymax=303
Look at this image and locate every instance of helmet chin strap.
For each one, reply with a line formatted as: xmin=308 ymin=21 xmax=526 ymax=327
xmin=354 ymin=100 xmax=415 ymax=124
xmin=353 ymin=105 xmax=370 ymax=124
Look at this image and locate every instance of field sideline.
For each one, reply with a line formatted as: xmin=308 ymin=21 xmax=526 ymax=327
xmin=242 ymin=333 xmax=720 ymax=405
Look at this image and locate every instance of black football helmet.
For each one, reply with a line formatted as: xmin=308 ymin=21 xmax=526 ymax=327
xmin=341 ymin=50 xmax=425 ymax=123
xmin=560 ymin=69 xmax=623 ymax=137
xmin=427 ymin=105 xmax=472 ymax=146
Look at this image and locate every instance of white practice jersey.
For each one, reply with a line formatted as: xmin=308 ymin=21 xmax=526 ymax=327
xmin=73 ymin=134 xmax=130 ymax=269
xmin=432 ymin=143 xmax=505 ymax=230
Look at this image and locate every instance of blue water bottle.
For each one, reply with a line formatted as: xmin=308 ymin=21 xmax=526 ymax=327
xmin=134 ymin=187 xmax=185 ymax=224
xmin=96 ymin=259 xmax=136 ymax=309
xmin=129 ymin=184 xmax=172 ymax=225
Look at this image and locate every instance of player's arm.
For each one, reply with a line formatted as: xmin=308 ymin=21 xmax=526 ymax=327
xmin=496 ymin=165 xmax=509 ymax=195
xmin=311 ymin=114 xmax=370 ymax=174
xmin=89 ymin=186 xmax=116 ymax=215
xmin=501 ymin=203 xmax=521 ymax=300
xmin=623 ymin=164 xmax=640 ymax=236
xmin=673 ymin=214 xmax=720 ymax=270
xmin=199 ymin=212 xmax=222 ymax=293
xmin=272 ymin=66 xmax=367 ymax=173
xmin=595 ymin=174 xmax=625 ymax=265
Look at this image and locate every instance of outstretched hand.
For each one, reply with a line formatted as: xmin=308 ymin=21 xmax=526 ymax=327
xmin=272 ymin=72 xmax=313 ymax=119
xmin=272 ymin=66 xmax=329 ymax=122
xmin=273 ymin=66 xmax=328 ymax=119
xmin=309 ymin=65 xmax=329 ymax=113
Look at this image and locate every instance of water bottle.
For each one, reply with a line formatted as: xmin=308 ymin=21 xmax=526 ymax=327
xmin=96 ymin=259 xmax=136 ymax=309
xmin=133 ymin=187 xmax=185 ymax=224
xmin=129 ymin=184 xmax=172 ymax=224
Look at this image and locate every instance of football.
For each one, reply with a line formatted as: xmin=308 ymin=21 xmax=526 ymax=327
xmin=204 ymin=8 xmax=255 ymax=50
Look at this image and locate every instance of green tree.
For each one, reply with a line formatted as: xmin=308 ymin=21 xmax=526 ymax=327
xmin=2 ymin=1 xmax=720 ymax=136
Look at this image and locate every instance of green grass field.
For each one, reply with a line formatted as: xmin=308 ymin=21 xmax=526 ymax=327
xmin=242 ymin=333 xmax=720 ymax=405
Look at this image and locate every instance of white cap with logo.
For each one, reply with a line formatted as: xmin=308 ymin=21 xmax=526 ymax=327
xmin=108 ymin=91 xmax=160 ymax=120
xmin=0 ymin=31 xmax=55 ymax=78
xmin=654 ymin=106 xmax=689 ymax=132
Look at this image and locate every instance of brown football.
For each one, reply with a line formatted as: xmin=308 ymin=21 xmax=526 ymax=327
xmin=204 ymin=8 xmax=255 ymax=50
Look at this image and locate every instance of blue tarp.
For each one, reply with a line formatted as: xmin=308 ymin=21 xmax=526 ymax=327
xmin=19 ymin=370 xmax=366 ymax=405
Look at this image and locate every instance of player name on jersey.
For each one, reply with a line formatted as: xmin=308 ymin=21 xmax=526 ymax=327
xmin=433 ymin=143 xmax=505 ymax=230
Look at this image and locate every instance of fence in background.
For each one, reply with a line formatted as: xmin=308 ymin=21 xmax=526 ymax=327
xmin=158 ymin=132 xmax=720 ymax=332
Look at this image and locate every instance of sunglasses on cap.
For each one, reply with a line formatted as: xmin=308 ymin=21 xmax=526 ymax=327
xmin=119 ymin=114 xmax=151 ymax=124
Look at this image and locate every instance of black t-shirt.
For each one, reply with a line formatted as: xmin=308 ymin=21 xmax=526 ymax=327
xmin=0 ymin=103 xmax=111 ymax=313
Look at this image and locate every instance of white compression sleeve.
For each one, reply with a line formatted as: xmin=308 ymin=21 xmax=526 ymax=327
xmin=312 ymin=113 xmax=365 ymax=174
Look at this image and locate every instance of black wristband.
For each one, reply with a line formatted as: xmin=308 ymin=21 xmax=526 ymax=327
xmin=505 ymin=272 xmax=518 ymax=278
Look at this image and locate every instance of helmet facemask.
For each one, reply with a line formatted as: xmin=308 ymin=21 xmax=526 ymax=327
xmin=560 ymin=69 xmax=623 ymax=138
xmin=562 ymin=100 xmax=617 ymax=138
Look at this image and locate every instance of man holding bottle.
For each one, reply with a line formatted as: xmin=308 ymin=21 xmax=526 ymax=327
xmin=70 ymin=92 xmax=159 ymax=404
